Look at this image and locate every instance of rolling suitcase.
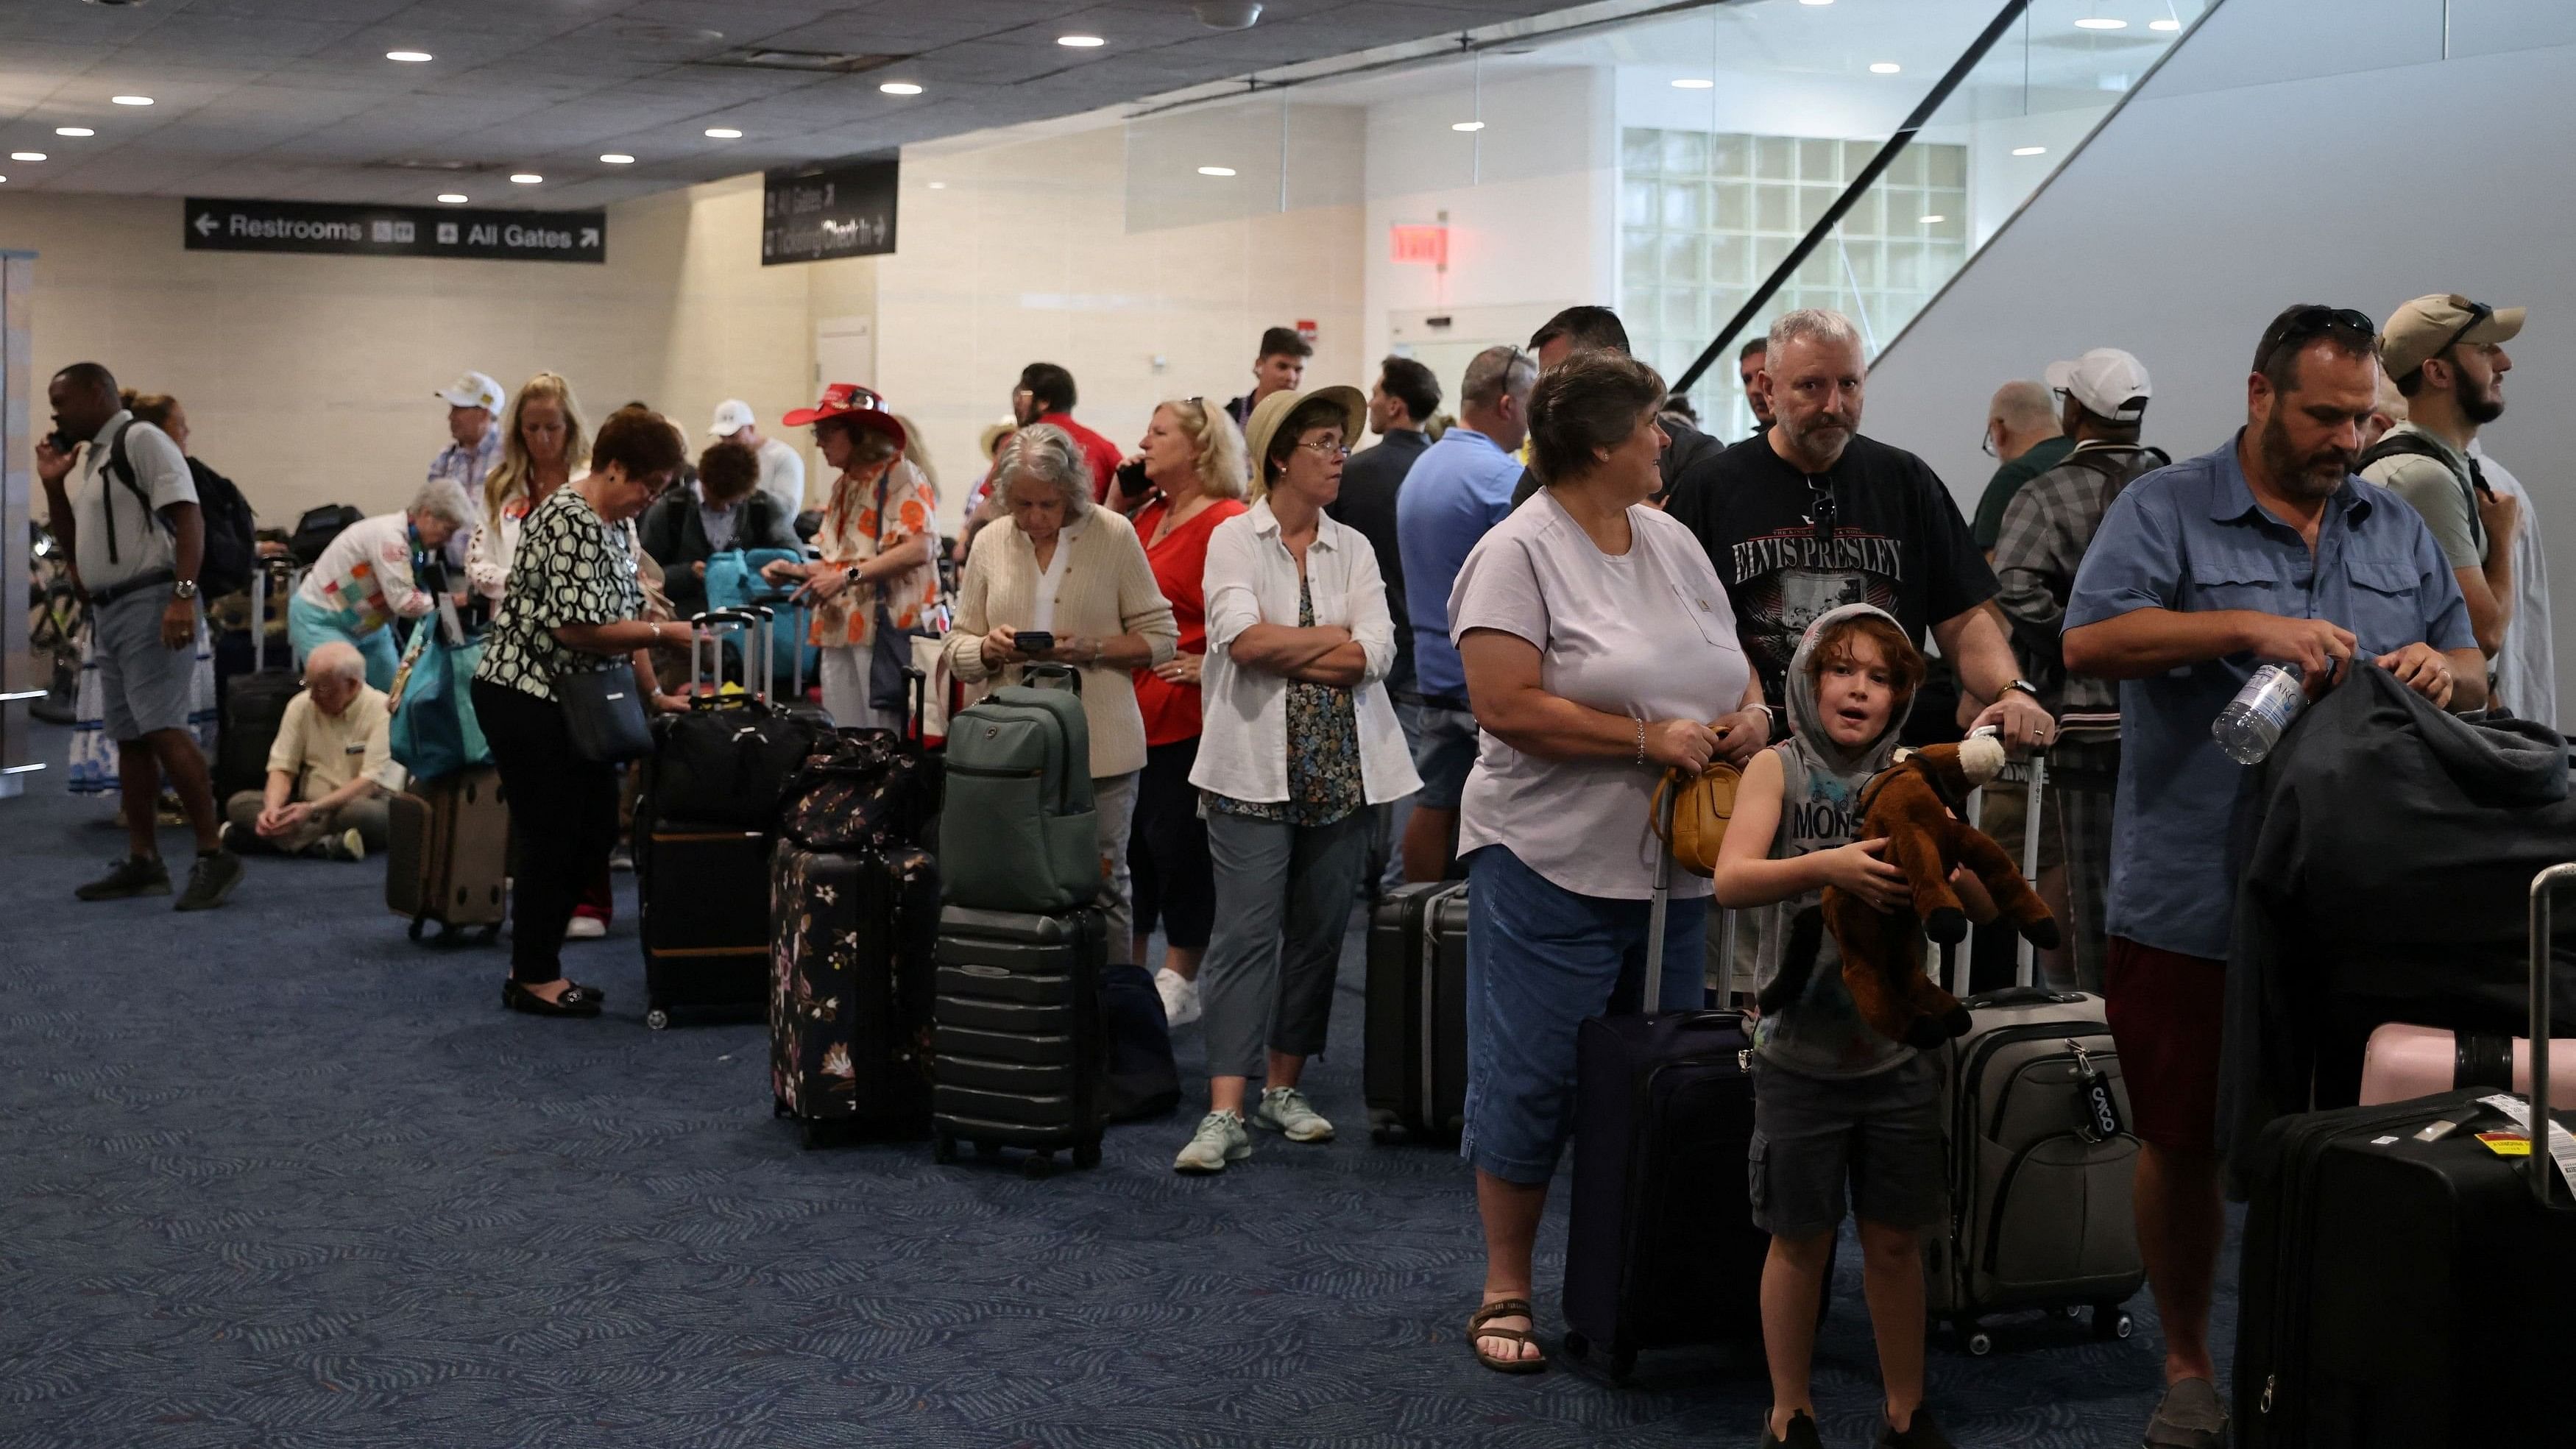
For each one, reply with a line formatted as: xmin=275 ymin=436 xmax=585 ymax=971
xmin=770 ymin=840 xmax=940 ymax=1146
xmin=1924 ymin=746 xmax=2142 ymax=1354
xmin=931 ymin=905 xmax=1109 ymax=1176
xmin=214 ymin=559 xmax=302 ymax=800
xmin=385 ymin=765 xmax=509 ymax=943
xmin=2234 ymin=862 xmax=2576 ymax=1448
xmin=1364 ymin=882 xmax=1470 ymax=1144
xmin=1560 ymin=803 xmax=1770 ymax=1381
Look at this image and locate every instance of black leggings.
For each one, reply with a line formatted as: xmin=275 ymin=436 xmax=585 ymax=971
xmin=473 ymin=679 xmax=621 ymax=984
xmin=1128 ymin=736 xmax=1217 ymax=952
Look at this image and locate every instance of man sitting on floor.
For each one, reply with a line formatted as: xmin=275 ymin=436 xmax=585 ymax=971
xmin=220 ymin=641 xmax=403 ymax=861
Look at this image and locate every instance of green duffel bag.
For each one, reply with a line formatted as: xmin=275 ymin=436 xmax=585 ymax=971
xmin=938 ymin=664 xmax=1100 ymax=912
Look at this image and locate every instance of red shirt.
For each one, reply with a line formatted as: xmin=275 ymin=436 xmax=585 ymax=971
xmin=1132 ymin=495 xmax=1248 ymax=745
xmin=1038 ymin=411 xmax=1128 ymax=503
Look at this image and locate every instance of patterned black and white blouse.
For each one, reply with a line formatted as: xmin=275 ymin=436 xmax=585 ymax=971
xmin=473 ymin=486 xmax=643 ymax=703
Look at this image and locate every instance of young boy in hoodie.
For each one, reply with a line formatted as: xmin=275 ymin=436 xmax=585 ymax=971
xmin=1714 ymin=603 xmax=1983 ymax=1449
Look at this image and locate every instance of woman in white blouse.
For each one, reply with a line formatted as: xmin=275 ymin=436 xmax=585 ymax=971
xmin=1172 ymin=387 xmax=1420 ymax=1176
xmin=464 ymin=373 xmax=590 ymax=604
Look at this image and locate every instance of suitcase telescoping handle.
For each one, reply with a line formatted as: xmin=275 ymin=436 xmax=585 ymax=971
xmin=1950 ymin=728 xmax=2050 ymax=997
xmin=738 ymin=603 xmax=779 ymax=703
xmin=690 ymin=609 xmax=760 ymax=704
xmin=2530 ymin=863 xmax=2576 ymax=1207
xmin=1643 ymin=757 xmax=1675 ymax=1016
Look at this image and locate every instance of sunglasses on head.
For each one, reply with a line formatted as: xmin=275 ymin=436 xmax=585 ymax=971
xmin=2428 ymin=300 xmax=2497 ymax=369
xmin=2254 ymin=305 xmax=2377 ymax=378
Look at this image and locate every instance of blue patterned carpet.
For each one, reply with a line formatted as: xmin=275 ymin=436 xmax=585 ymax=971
xmin=1 ymin=725 xmax=2232 ymax=1448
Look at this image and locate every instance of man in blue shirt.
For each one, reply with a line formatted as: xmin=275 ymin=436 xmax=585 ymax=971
xmin=2064 ymin=304 xmax=2480 ymax=1449
xmin=427 ymin=372 xmax=503 ymax=573
xmin=1393 ymin=343 xmax=1535 ymax=880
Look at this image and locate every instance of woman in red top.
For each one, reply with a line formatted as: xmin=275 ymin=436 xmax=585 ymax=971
xmin=1127 ymin=398 xmax=1251 ymax=1030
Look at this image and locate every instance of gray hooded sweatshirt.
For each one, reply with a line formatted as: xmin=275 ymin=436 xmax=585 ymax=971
xmin=1750 ymin=601 xmax=1918 ymax=1080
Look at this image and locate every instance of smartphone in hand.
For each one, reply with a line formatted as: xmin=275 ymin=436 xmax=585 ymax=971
xmin=1014 ymin=629 xmax=1057 ymax=654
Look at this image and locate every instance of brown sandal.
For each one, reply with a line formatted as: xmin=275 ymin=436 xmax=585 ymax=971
xmin=1467 ymin=1297 xmax=1549 ymax=1374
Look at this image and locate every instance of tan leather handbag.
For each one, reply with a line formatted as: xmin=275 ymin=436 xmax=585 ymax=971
xmin=1651 ymin=759 xmax=1741 ymax=879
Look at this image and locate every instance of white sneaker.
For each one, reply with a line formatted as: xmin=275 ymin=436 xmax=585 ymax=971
xmin=1253 ymin=1086 xmax=1335 ymax=1143
xmin=1172 ymin=1110 xmax=1251 ymax=1174
xmin=565 ymin=915 xmax=607 ymax=940
xmin=336 ymin=827 xmax=367 ymax=863
xmin=1156 ymin=968 xmax=1202 ymax=1029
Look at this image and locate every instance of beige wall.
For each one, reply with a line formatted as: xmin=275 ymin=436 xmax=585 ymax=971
xmin=2 ymin=176 xmax=870 ymax=526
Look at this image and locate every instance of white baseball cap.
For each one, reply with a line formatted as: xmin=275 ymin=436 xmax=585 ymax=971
xmin=709 ymin=399 xmax=757 ymax=436
xmin=2045 ymin=348 xmax=2152 ymax=424
xmin=435 ymin=370 xmax=504 ymax=414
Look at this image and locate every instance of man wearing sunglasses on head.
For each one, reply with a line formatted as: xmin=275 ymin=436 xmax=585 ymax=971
xmin=2062 ymin=302 xmax=2481 ymax=1449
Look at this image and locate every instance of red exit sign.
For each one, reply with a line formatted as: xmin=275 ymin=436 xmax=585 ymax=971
xmin=1389 ymin=224 xmax=1448 ymax=266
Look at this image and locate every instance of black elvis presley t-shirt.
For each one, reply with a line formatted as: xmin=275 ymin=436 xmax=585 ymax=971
xmin=1664 ymin=431 xmax=1996 ymax=705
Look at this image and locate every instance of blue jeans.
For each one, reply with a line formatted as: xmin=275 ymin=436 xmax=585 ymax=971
xmin=286 ymin=594 xmax=398 ymax=693
xmin=1460 ymin=844 xmax=1708 ymax=1185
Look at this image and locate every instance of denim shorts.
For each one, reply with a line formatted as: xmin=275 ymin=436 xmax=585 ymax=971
xmin=1459 ymin=843 xmax=1708 ymax=1185
xmin=1747 ymin=1052 xmax=1944 ymax=1241
xmin=1403 ymin=700 xmax=1479 ymax=811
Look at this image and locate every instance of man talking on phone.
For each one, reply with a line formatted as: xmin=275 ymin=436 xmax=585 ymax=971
xmin=35 ymin=361 xmax=245 ymax=910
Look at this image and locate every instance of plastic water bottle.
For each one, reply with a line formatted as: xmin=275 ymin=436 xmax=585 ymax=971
xmin=2212 ymin=664 xmax=2306 ymax=765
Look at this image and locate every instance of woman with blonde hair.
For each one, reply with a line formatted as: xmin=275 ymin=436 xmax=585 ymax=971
xmin=465 ymin=372 xmax=591 ymax=603
xmin=1122 ymin=398 xmax=1250 ymax=1028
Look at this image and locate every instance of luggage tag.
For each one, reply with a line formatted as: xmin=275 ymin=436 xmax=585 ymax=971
xmin=2477 ymin=1093 xmax=2576 ymax=1191
xmin=2069 ymin=1038 xmax=2124 ymax=1143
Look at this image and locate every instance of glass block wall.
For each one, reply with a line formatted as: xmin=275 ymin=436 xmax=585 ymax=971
xmin=1621 ymin=127 xmax=1969 ymax=439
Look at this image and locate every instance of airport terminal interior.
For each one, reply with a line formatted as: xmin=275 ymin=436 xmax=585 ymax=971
xmin=4 ymin=1 xmax=2572 ymax=1445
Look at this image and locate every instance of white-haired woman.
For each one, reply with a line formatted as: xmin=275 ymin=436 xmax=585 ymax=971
xmin=758 ymin=385 xmax=939 ymax=729
xmin=946 ymin=424 xmax=1179 ymax=954
xmin=287 ymin=478 xmax=478 ymax=693
xmin=1122 ymin=399 xmax=1250 ymax=1027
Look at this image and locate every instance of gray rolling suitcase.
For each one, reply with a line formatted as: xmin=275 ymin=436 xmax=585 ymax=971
xmin=1923 ymin=743 xmax=2143 ymax=1353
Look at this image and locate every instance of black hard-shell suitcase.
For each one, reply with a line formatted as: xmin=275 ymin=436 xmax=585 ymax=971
xmin=2234 ymin=862 xmax=2576 ymax=1448
xmin=769 ymin=840 xmax=939 ymax=1146
xmin=1365 ymin=882 xmax=1469 ymax=1144
xmin=214 ymin=560 xmax=300 ymax=800
xmin=932 ymin=905 xmax=1108 ymax=1176
xmin=1560 ymin=809 xmax=1772 ymax=1381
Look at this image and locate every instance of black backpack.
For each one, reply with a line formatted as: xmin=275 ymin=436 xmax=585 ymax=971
xmin=288 ymin=503 xmax=365 ymax=566
xmin=101 ymin=421 xmax=260 ymax=598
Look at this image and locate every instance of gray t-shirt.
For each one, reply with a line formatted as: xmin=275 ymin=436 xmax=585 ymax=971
xmin=2363 ymin=423 xmax=2483 ymax=570
xmin=72 ymin=412 xmax=197 ymax=592
xmin=1749 ymin=743 xmax=1915 ymax=1080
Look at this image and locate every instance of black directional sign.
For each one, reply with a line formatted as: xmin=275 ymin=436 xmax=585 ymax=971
xmin=761 ymin=156 xmax=898 ymax=266
xmin=182 ymin=197 xmax=606 ymax=264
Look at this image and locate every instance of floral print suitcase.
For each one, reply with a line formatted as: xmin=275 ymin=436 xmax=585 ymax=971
xmin=769 ymin=840 xmax=940 ymax=1147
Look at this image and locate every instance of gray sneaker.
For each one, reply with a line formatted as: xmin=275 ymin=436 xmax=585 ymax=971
xmin=174 ymin=850 xmax=245 ymax=912
xmin=75 ymin=854 xmax=171 ymax=901
xmin=1172 ymin=1110 xmax=1252 ymax=1174
xmin=2142 ymin=1378 xmax=2230 ymax=1449
xmin=1253 ymin=1086 xmax=1335 ymax=1143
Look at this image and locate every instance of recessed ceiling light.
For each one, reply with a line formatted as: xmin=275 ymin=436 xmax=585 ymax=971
xmin=2075 ymin=16 xmax=2127 ymax=29
xmin=1197 ymin=166 xmax=1236 ymax=177
xmin=880 ymin=82 xmax=923 ymax=95
xmin=1451 ymin=121 xmax=1485 ymax=132
xmin=386 ymin=50 xmax=433 ymax=63
xmin=1671 ymin=77 xmax=1713 ymax=89
xmin=927 ymin=181 xmax=946 ymax=189
xmin=55 ymin=127 xmax=94 ymax=137
xmin=704 ymin=127 xmax=743 ymax=138
xmin=111 ymin=95 xmax=153 ymax=106
xmin=2149 ymin=17 xmax=2182 ymax=29
xmin=1919 ymin=213 xmax=1945 ymax=224
xmin=600 ymin=153 xmax=634 ymax=164
xmin=437 ymin=193 xmax=468 ymax=203
xmin=1869 ymin=62 xmax=1901 ymax=74
xmin=1058 ymin=34 xmax=1105 ymax=47
xmin=10 ymin=152 xmax=45 ymax=162
xmin=1799 ymin=0 xmax=1833 ymax=6
xmin=2011 ymin=145 xmax=2047 ymax=156
xmin=510 ymin=172 xmax=542 ymax=184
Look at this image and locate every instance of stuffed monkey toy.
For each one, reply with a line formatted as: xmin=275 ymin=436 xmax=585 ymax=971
xmin=1761 ymin=735 xmax=2062 ymax=1048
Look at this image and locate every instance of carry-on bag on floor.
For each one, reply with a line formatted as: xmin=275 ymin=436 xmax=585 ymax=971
xmin=215 ymin=559 xmax=303 ymax=801
xmin=1922 ymin=743 xmax=2142 ymax=1354
xmin=386 ymin=765 xmax=509 ymax=943
xmin=770 ymin=840 xmax=940 ymax=1146
xmin=938 ymin=664 xmax=1099 ymax=913
xmin=1365 ymin=882 xmax=1470 ymax=1144
xmin=1560 ymin=799 xmax=1771 ymax=1381
xmin=932 ymin=904 xmax=1109 ymax=1176
xmin=2233 ymin=863 xmax=2576 ymax=1448
xmin=1100 ymin=961 xmax=1181 ymax=1123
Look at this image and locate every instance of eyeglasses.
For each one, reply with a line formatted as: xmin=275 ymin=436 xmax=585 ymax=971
xmin=2254 ymin=305 xmax=2378 ymax=378
xmin=1294 ymin=439 xmax=1351 ymax=458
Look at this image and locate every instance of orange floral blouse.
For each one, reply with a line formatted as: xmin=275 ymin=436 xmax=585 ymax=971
xmin=810 ymin=461 xmax=941 ymax=648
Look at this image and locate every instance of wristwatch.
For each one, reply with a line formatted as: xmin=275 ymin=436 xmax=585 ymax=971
xmin=1997 ymin=678 xmax=2038 ymax=701
xmin=171 ymin=578 xmax=199 ymax=600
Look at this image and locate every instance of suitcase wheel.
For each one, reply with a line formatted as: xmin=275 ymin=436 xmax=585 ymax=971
xmin=2092 ymin=1306 xmax=2133 ymax=1341
xmin=1963 ymin=1328 xmax=1993 ymax=1357
xmin=477 ymin=924 xmax=500 ymax=946
xmin=933 ymin=1133 xmax=958 ymax=1165
xmin=1072 ymin=1141 xmax=1100 ymax=1170
xmin=1022 ymin=1152 xmax=1055 ymax=1180
xmin=407 ymin=918 xmax=425 ymax=942
xmin=1560 ymin=1331 xmax=1588 ymax=1362
xmin=645 ymin=1008 xmax=671 ymax=1031
xmin=773 ymin=1098 xmax=790 ymax=1119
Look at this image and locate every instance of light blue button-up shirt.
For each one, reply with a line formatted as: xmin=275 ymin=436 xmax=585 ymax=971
xmin=1395 ymin=425 xmax=1520 ymax=700
xmin=2065 ymin=432 xmax=2474 ymax=960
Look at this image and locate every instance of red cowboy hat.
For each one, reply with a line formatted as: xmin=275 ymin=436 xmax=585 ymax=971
xmin=782 ymin=383 xmax=907 ymax=449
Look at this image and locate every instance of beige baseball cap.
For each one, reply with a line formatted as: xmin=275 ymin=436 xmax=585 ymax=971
xmin=2379 ymin=294 xmax=2524 ymax=380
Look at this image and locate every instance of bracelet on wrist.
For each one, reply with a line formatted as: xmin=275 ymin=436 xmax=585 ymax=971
xmin=1635 ymin=718 xmax=1646 ymax=765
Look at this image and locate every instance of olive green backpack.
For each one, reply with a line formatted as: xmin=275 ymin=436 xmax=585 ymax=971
xmin=938 ymin=665 xmax=1100 ymax=912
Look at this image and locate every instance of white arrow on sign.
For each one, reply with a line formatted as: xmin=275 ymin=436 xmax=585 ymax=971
xmin=194 ymin=213 xmax=219 ymax=237
xmin=579 ymin=227 xmax=600 ymax=248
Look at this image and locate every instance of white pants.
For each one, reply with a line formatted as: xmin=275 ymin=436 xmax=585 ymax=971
xmin=818 ymin=644 xmax=901 ymax=730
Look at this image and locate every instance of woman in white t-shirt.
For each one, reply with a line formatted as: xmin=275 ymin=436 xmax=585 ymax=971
xmin=1447 ymin=351 xmax=1769 ymax=1375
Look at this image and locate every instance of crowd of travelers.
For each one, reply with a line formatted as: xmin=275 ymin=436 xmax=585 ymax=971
xmin=32 ymin=285 xmax=2555 ymax=1449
